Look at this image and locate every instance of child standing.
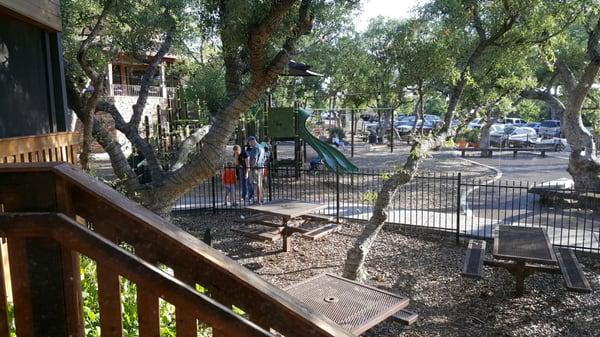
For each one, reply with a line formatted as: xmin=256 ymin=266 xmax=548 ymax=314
xmin=222 ymin=162 xmax=237 ymax=206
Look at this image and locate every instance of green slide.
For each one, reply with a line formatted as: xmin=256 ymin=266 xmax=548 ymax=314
xmin=297 ymin=108 xmax=359 ymax=173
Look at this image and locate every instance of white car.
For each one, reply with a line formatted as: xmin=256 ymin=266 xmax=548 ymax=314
xmin=500 ymin=117 xmax=527 ymax=126
xmin=506 ymin=127 xmax=539 ymax=147
xmin=490 ymin=124 xmax=537 ymax=147
xmin=536 ymin=137 xmax=570 ymax=152
xmin=468 ymin=118 xmax=483 ymax=129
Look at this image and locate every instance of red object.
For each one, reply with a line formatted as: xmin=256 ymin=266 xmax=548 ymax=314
xmin=222 ymin=168 xmax=237 ymax=184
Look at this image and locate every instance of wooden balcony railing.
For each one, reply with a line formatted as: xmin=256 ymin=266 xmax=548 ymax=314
xmin=112 ymin=84 xmax=176 ymax=98
xmin=0 ymin=132 xmax=79 ymax=165
xmin=0 ymin=163 xmax=353 ymax=337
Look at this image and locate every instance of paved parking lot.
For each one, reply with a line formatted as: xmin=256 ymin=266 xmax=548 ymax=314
xmin=464 ymin=151 xmax=570 ymax=183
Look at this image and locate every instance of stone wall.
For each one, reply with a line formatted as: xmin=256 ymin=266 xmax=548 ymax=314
xmin=73 ymin=96 xmax=169 ymax=157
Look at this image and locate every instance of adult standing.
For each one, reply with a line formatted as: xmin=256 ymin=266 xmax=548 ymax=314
xmin=247 ymin=136 xmax=265 ymax=204
xmin=233 ymin=145 xmax=250 ymax=201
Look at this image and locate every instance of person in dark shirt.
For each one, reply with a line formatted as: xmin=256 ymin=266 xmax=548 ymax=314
xmin=234 ymin=144 xmax=251 ymax=201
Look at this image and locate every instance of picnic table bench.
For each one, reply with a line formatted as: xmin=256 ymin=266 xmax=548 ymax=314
xmin=233 ymin=200 xmax=340 ymax=251
xmin=461 ymin=226 xmax=592 ymax=296
xmin=458 ymin=147 xmax=555 ymax=158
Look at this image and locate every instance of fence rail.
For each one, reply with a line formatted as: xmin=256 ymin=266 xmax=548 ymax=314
xmin=174 ymin=167 xmax=600 ymax=254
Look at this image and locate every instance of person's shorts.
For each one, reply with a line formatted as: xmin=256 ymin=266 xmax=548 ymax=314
xmin=249 ymin=168 xmax=263 ymax=189
xmin=224 ymin=185 xmax=234 ymax=194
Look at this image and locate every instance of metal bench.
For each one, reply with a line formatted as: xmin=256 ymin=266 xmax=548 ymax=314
xmin=461 ymin=239 xmax=486 ymax=278
xmin=458 ymin=147 xmax=554 ymax=158
xmin=555 ymin=248 xmax=592 ymax=293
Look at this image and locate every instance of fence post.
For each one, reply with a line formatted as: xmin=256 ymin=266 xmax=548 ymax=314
xmin=211 ymin=175 xmax=217 ymax=214
xmin=336 ymin=167 xmax=340 ymax=223
xmin=268 ymin=161 xmax=273 ymax=202
xmin=456 ymin=172 xmax=461 ymax=244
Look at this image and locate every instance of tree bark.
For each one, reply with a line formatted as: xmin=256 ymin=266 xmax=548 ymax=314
xmin=343 ymin=138 xmax=442 ymax=281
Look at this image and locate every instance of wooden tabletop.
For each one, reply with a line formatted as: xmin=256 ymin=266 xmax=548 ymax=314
xmin=493 ymin=225 xmax=557 ymax=265
xmin=245 ymin=199 xmax=327 ymax=219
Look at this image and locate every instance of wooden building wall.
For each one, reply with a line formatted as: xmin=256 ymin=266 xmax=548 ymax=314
xmin=0 ymin=0 xmax=61 ymax=32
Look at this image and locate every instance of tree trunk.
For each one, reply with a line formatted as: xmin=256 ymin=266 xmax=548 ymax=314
xmin=343 ymin=137 xmax=442 ymax=281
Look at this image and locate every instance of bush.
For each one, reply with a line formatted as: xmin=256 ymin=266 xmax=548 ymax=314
xmin=457 ymin=129 xmax=479 ymax=143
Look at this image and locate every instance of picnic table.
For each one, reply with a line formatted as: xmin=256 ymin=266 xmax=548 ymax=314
xmin=240 ymin=199 xmax=335 ymax=252
xmin=462 ymin=225 xmax=592 ymax=296
xmin=286 ymin=274 xmax=418 ymax=334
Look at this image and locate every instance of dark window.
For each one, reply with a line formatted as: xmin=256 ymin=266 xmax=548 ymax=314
xmin=0 ymin=14 xmax=67 ymax=138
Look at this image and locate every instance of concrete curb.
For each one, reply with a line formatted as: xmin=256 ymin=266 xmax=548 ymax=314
xmin=454 ymin=152 xmax=503 ymax=215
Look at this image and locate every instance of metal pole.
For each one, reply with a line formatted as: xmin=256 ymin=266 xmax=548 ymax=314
xmin=211 ymin=175 xmax=217 ymax=214
xmin=456 ymin=172 xmax=461 ymax=244
xmin=268 ymin=160 xmax=273 ymax=202
xmin=390 ymin=108 xmax=394 ymax=153
xmin=336 ymin=167 xmax=340 ymax=223
xmin=351 ymin=109 xmax=355 ymax=158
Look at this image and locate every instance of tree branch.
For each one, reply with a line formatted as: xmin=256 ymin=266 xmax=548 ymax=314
xmin=97 ymin=100 xmax=164 ymax=180
xmin=129 ymin=11 xmax=177 ymax=129
xmin=77 ymin=0 xmax=114 ymax=83
xmin=556 ymin=60 xmax=578 ymax=95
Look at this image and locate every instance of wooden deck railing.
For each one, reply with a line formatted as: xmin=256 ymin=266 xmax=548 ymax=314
xmin=0 ymin=163 xmax=353 ymax=337
xmin=0 ymin=132 xmax=79 ymax=164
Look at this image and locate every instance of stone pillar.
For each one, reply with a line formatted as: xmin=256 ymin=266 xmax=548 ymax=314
xmin=160 ymin=64 xmax=167 ymax=97
xmin=107 ymin=63 xmax=113 ymax=96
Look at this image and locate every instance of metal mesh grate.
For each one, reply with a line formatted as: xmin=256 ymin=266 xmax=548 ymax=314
xmin=286 ymin=274 xmax=409 ymax=334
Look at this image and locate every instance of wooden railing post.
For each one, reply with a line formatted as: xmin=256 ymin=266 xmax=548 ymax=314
xmin=56 ymin=179 xmax=85 ymax=337
xmin=1 ymin=172 xmax=72 ymax=337
xmin=134 ymin=244 xmax=161 ymax=337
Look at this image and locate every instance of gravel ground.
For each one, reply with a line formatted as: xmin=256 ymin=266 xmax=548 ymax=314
xmin=174 ymin=211 xmax=600 ymax=337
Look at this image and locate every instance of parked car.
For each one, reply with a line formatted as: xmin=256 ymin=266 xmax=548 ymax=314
xmin=489 ymin=124 xmax=511 ymax=147
xmin=395 ymin=116 xmax=420 ymax=135
xmin=468 ymin=118 xmax=483 ymax=129
xmin=507 ymin=127 xmax=539 ymax=148
xmin=525 ymin=122 xmax=541 ymax=134
xmin=536 ymin=137 xmax=570 ymax=152
xmin=539 ymin=120 xmax=561 ymax=138
xmin=499 ymin=117 xmax=527 ymax=126
xmin=423 ymin=114 xmax=442 ymax=127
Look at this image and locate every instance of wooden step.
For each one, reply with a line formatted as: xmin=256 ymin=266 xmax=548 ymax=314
xmin=555 ymin=248 xmax=592 ymax=293
xmin=392 ymin=309 xmax=418 ymax=326
xmin=231 ymin=227 xmax=283 ymax=242
xmin=302 ymin=224 xmax=339 ymax=240
xmin=461 ymin=239 xmax=486 ymax=278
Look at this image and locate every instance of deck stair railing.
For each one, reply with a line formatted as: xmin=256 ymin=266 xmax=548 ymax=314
xmin=0 ymin=163 xmax=353 ymax=337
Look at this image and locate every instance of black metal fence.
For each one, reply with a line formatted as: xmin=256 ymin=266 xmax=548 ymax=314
xmin=173 ymin=167 xmax=600 ymax=254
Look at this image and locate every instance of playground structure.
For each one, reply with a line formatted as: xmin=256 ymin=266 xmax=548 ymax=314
xmin=264 ymin=107 xmax=358 ymax=174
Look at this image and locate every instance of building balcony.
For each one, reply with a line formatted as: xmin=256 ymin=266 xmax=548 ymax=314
xmin=110 ymin=84 xmax=176 ymax=98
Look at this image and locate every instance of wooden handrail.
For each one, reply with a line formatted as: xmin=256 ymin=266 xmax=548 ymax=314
xmin=0 ymin=132 xmax=80 ymax=164
xmin=0 ymin=212 xmax=274 ymax=337
xmin=0 ymin=163 xmax=355 ymax=337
